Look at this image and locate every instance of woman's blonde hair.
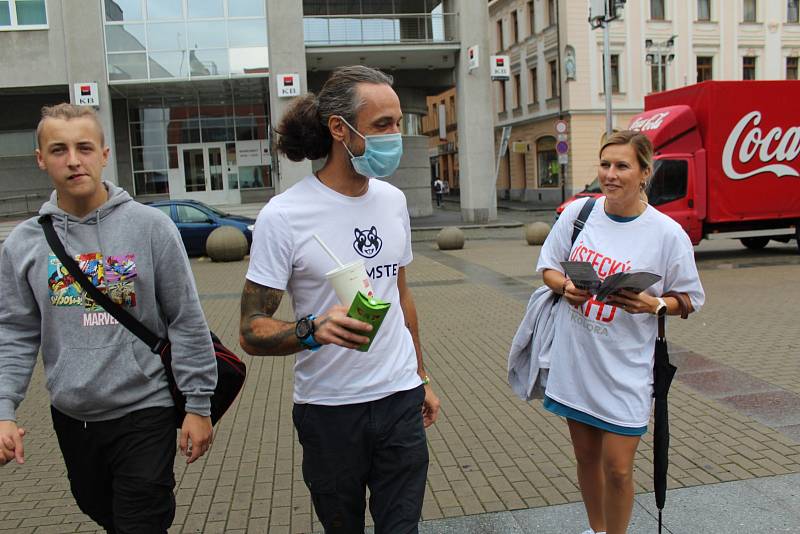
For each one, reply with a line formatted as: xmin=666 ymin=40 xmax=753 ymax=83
xmin=599 ymin=130 xmax=654 ymax=201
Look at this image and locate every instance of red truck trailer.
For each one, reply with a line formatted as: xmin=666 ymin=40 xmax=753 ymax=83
xmin=559 ymin=81 xmax=800 ymax=251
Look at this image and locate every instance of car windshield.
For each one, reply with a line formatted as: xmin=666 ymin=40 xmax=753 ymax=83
xmin=584 ymin=177 xmax=601 ymax=193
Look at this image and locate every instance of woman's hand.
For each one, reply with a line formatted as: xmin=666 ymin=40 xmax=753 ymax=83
xmin=606 ymin=289 xmax=657 ymax=314
xmin=563 ymin=280 xmax=593 ymax=307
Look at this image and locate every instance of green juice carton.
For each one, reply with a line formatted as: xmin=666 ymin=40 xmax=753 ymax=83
xmin=346 ymin=292 xmax=391 ymax=352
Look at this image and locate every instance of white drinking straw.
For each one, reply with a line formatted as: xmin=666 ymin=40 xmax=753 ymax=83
xmin=313 ymin=234 xmax=344 ymax=267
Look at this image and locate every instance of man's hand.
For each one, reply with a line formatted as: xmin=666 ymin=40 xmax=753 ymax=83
xmin=313 ymin=305 xmax=372 ymax=349
xmin=179 ymin=413 xmax=213 ymax=465
xmin=0 ymin=420 xmax=25 ymax=466
xmin=421 ymin=384 xmax=440 ymax=428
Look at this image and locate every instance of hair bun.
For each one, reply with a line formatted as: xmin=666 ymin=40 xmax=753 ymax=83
xmin=275 ymin=93 xmax=331 ymax=162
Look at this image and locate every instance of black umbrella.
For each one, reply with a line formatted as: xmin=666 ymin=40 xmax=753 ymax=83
xmin=653 ymin=316 xmax=677 ymax=534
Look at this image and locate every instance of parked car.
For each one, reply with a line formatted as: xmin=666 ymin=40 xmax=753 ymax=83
xmin=554 ymin=177 xmax=603 ymax=219
xmin=146 ymin=199 xmax=256 ymax=256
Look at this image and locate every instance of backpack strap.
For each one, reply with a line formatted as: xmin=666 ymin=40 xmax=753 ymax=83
xmin=571 ymin=197 xmax=597 ymax=246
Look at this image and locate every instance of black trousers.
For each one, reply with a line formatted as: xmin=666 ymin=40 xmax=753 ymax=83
xmin=51 ymin=406 xmax=177 ymax=534
xmin=293 ymin=385 xmax=429 ymax=534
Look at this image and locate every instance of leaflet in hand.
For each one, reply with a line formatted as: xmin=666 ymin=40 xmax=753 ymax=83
xmin=560 ymin=261 xmax=662 ymax=302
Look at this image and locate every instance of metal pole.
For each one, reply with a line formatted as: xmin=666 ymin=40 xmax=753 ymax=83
xmin=657 ymin=44 xmax=663 ymax=92
xmin=603 ymin=19 xmax=612 ymax=136
xmin=556 ymin=0 xmax=566 ymax=203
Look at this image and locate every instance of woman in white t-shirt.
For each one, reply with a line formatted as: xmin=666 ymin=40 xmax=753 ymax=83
xmin=536 ymin=131 xmax=705 ymax=534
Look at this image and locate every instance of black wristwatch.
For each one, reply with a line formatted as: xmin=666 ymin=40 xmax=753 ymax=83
xmin=295 ymin=314 xmax=322 ymax=351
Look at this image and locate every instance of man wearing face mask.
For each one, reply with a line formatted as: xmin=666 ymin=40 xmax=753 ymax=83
xmin=239 ymin=66 xmax=440 ymax=533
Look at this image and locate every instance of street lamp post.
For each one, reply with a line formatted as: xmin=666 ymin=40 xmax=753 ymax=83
xmin=589 ymin=1 xmax=627 ymax=137
xmin=645 ymin=36 xmax=677 ymax=92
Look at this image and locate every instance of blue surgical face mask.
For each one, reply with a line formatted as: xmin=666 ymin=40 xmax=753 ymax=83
xmin=338 ymin=116 xmax=403 ymax=178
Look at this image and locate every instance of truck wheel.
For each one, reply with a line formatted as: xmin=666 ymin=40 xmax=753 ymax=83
xmin=741 ymin=237 xmax=769 ymax=250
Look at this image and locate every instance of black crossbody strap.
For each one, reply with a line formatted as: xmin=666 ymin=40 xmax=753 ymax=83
xmin=571 ymin=197 xmax=597 ymax=246
xmin=38 ymin=215 xmax=166 ymax=353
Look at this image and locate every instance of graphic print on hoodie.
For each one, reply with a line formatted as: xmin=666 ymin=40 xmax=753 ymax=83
xmin=48 ymin=252 xmax=138 ymax=312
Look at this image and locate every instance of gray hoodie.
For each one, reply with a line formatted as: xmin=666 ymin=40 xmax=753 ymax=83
xmin=0 ymin=182 xmax=217 ymax=422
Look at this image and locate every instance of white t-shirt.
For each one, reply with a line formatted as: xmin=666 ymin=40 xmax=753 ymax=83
xmin=246 ymin=176 xmax=421 ymax=405
xmin=537 ymin=197 xmax=705 ymax=427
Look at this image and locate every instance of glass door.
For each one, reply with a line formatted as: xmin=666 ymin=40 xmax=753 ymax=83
xmin=178 ymin=143 xmax=230 ymax=205
xmin=183 ymin=147 xmax=206 ymax=192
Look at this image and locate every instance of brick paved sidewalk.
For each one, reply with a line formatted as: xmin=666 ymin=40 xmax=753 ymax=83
xmin=2 ymin=238 xmax=799 ymax=533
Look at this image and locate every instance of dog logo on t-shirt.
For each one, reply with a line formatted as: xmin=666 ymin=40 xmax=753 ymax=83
xmin=353 ymin=226 xmax=382 ymax=258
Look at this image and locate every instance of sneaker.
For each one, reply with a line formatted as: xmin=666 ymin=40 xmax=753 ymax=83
xmin=580 ymin=530 xmax=594 ymax=534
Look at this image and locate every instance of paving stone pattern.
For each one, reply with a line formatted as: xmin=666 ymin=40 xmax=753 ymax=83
xmin=2 ymin=238 xmax=799 ymax=533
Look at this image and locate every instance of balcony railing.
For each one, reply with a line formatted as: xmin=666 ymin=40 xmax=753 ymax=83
xmin=303 ymin=12 xmax=458 ymax=46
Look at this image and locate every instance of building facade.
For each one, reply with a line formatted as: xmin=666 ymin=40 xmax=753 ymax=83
xmin=423 ymin=87 xmax=459 ymax=192
xmin=488 ymin=0 xmax=800 ymax=206
xmin=0 ymin=0 xmax=498 ymax=221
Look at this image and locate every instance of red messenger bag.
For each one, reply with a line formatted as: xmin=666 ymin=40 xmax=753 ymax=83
xmin=40 ymin=215 xmax=246 ymax=427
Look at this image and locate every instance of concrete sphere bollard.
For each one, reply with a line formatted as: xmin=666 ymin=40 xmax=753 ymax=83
xmin=206 ymin=226 xmax=249 ymax=262
xmin=525 ymin=222 xmax=551 ymax=246
xmin=436 ymin=226 xmax=465 ymax=250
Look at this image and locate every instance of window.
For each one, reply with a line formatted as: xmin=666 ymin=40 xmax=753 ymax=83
xmin=547 ymin=0 xmax=556 ymax=26
xmin=743 ymin=56 xmax=756 ymax=80
xmin=537 ymin=137 xmax=559 ymax=187
xmin=498 ymin=80 xmax=506 ymax=112
xmin=549 ymin=59 xmax=559 ymax=98
xmin=529 ymin=67 xmax=538 ymax=103
xmin=513 ymin=73 xmax=521 ymax=108
xmin=651 ymin=0 xmax=665 ymax=20
xmin=527 ymin=1 xmax=534 ymax=35
xmin=177 ymin=205 xmax=211 ymax=224
xmin=0 ymin=130 xmax=35 ymax=156
xmin=511 ymin=9 xmax=518 ymax=43
xmin=697 ymin=0 xmax=711 ymax=20
xmin=787 ymin=57 xmax=798 ymax=79
xmin=789 ymin=0 xmax=799 ymax=23
xmin=603 ymin=54 xmax=620 ymax=93
xmin=743 ymin=0 xmax=756 ymax=22
xmin=648 ymin=160 xmax=688 ymax=206
xmin=697 ymin=56 xmax=713 ymax=82
xmin=104 ymin=0 xmax=268 ymax=82
xmin=153 ymin=205 xmax=172 ymax=219
xmin=0 ymin=0 xmax=47 ymax=28
xmin=651 ymin=62 xmax=667 ymax=92
xmin=496 ymin=19 xmax=504 ymax=51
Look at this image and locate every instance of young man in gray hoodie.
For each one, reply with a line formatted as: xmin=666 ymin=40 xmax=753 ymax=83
xmin=0 ymin=104 xmax=217 ymax=532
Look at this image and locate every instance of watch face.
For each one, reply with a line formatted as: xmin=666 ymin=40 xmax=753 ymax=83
xmin=657 ymin=302 xmax=667 ymax=317
xmin=295 ymin=318 xmax=312 ymax=339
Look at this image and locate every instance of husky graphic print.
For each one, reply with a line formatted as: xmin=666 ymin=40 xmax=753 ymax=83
xmin=353 ymin=226 xmax=383 ymax=258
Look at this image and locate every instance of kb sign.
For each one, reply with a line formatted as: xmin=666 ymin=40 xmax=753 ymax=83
xmin=73 ymin=83 xmax=99 ymax=107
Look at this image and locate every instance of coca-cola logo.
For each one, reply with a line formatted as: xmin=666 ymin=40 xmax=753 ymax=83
xmin=722 ymin=111 xmax=800 ymax=180
xmin=630 ymin=111 xmax=670 ymax=132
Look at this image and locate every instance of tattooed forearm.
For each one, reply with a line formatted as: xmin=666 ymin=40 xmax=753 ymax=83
xmin=239 ymin=280 xmax=299 ymax=356
xmin=240 ymin=280 xmax=283 ymax=321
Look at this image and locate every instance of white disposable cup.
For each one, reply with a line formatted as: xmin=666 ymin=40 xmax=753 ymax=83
xmin=325 ymin=260 xmax=375 ymax=306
